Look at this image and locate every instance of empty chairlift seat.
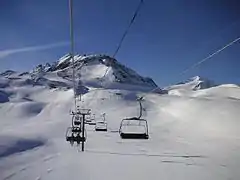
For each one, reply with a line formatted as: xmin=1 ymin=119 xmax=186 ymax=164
xmin=119 ymin=117 xmax=149 ymax=139
xmin=95 ymin=121 xmax=107 ymax=131
xmin=65 ymin=127 xmax=86 ymax=144
xmin=95 ymin=113 xmax=107 ymax=131
xmin=85 ymin=114 xmax=96 ymax=125
xmin=66 ymin=114 xmax=86 ymax=145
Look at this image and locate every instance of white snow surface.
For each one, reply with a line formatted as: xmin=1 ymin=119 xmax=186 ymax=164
xmin=0 ymin=55 xmax=240 ymax=180
xmin=166 ymin=76 xmax=215 ymax=92
xmin=0 ymin=77 xmax=240 ymax=180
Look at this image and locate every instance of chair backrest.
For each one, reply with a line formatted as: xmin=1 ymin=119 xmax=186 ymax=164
xmin=120 ymin=119 xmax=148 ymax=134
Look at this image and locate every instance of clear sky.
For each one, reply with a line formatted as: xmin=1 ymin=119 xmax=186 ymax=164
xmin=0 ymin=0 xmax=239 ymax=86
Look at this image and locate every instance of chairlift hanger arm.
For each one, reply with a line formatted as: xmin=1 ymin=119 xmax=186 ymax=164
xmin=137 ymin=98 xmax=143 ymax=119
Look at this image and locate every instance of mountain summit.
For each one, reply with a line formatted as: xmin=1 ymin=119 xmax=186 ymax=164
xmin=30 ymin=54 xmax=158 ymax=90
xmin=164 ymin=76 xmax=215 ymax=91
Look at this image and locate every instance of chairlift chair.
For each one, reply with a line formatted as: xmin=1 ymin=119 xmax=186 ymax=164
xmin=85 ymin=114 xmax=96 ymax=125
xmin=73 ymin=115 xmax=82 ymax=126
xmin=95 ymin=121 xmax=107 ymax=131
xmin=119 ymin=117 xmax=149 ymax=139
xmin=66 ymin=114 xmax=85 ymax=145
xmin=119 ymin=96 xmax=149 ymax=139
xmin=66 ymin=127 xmax=86 ymax=145
xmin=86 ymin=120 xmax=96 ymax=125
xmin=91 ymin=113 xmax=96 ymax=120
xmin=95 ymin=113 xmax=107 ymax=131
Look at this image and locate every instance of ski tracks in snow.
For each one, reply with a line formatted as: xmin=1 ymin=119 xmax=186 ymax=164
xmin=1 ymin=152 xmax=60 ymax=180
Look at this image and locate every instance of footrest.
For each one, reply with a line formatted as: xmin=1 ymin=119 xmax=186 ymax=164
xmin=66 ymin=136 xmax=86 ymax=142
xmin=120 ymin=133 xmax=148 ymax=139
xmin=95 ymin=128 xmax=107 ymax=132
xmin=72 ymin=127 xmax=81 ymax=133
xmin=74 ymin=121 xmax=81 ymax=126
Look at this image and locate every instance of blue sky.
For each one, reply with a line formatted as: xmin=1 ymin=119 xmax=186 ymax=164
xmin=0 ymin=0 xmax=239 ymax=86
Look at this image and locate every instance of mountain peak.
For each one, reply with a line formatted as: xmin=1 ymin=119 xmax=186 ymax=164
xmin=189 ymin=76 xmax=201 ymax=81
xmin=0 ymin=70 xmax=17 ymax=77
xmin=165 ymin=75 xmax=215 ymax=91
xmin=30 ymin=53 xmax=158 ymax=91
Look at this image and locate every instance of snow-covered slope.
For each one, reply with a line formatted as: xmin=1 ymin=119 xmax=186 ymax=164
xmin=166 ymin=76 xmax=215 ymax=91
xmin=1 ymin=54 xmax=240 ymax=180
xmin=192 ymin=84 xmax=240 ymax=99
xmin=166 ymin=76 xmax=240 ymax=100
xmin=166 ymin=76 xmax=216 ymax=96
xmin=0 ymin=73 xmax=240 ymax=179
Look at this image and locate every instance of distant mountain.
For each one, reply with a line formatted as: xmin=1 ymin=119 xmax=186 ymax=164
xmin=165 ymin=76 xmax=215 ymax=91
xmin=0 ymin=70 xmax=16 ymax=77
xmin=30 ymin=54 xmax=158 ymax=90
xmin=0 ymin=54 xmax=158 ymax=92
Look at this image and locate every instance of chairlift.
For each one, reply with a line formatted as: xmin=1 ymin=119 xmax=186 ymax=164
xmin=66 ymin=127 xmax=86 ymax=145
xmin=95 ymin=121 xmax=107 ymax=131
xmin=95 ymin=113 xmax=107 ymax=131
xmin=119 ymin=97 xmax=149 ymax=139
xmin=66 ymin=113 xmax=85 ymax=145
xmin=87 ymin=121 xmax=96 ymax=125
xmin=91 ymin=113 xmax=96 ymax=120
xmin=73 ymin=115 xmax=82 ymax=126
xmin=119 ymin=117 xmax=148 ymax=139
xmin=85 ymin=113 xmax=96 ymax=125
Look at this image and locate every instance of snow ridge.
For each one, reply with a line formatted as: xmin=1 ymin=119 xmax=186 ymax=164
xmin=165 ymin=75 xmax=215 ymax=91
xmin=30 ymin=54 xmax=158 ymax=90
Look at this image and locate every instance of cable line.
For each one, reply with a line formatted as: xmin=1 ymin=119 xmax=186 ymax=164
xmin=180 ymin=36 xmax=240 ymax=76
xmin=141 ymin=35 xmax=240 ymax=98
xmin=113 ymin=0 xmax=144 ymax=58
xmin=101 ymin=0 xmax=144 ymax=84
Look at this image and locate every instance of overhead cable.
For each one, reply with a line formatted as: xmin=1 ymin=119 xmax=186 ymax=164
xmin=101 ymin=0 xmax=144 ymax=84
xmin=113 ymin=0 xmax=144 ymax=58
xmin=141 ymin=35 xmax=240 ymax=98
xmin=180 ymin=36 xmax=240 ymax=76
